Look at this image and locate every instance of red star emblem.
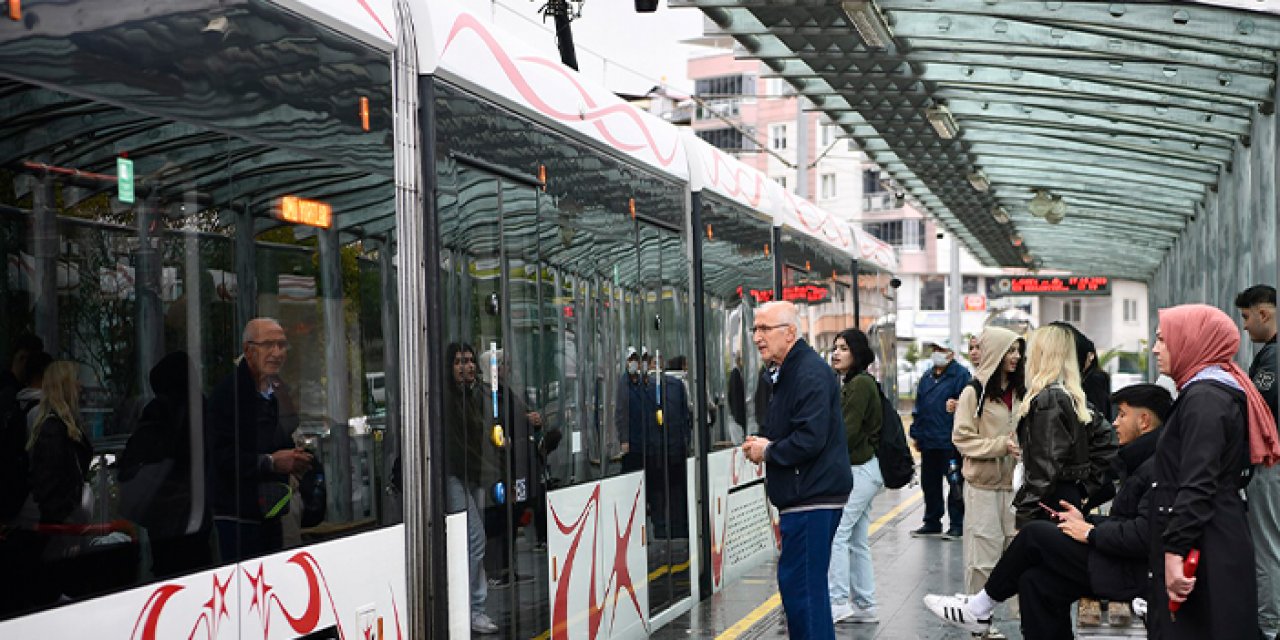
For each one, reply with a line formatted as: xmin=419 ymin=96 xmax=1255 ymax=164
xmin=202 ymin=572 xmax=233 ymax=639
xmin=244 ymin=563 xmax=275 ymax=638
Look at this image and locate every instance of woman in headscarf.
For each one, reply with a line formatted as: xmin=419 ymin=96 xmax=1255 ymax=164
xmin=1146 ymin=304 xmax=1278 ymax=639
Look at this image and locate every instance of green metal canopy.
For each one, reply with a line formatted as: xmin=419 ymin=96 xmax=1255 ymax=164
xmin=670 ymin=0 xmax=1280 ymax=280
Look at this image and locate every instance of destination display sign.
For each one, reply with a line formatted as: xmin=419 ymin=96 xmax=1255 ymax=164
xmin=990 ymin=276 xmax=1110 ymax=297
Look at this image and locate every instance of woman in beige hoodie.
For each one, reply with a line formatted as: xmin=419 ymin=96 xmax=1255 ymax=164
xmin=953 ymin=327 xmax=1025 ymax=608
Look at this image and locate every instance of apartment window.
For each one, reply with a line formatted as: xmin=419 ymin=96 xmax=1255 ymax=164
xmin=1123 ymin=298 xmax=1139 ymax=323
xmin=770 ymin=124 xmax=788 ymax=150
xmin=821 ymin=124 xmax=838 ymax=147
xmin=773 ymin=175 xmax=787 ymax=189
xmin=864 ymin=219 xmax=925 ymax=250
xmin=962 ymin=275 xmax=980 ymax=294
xmin=695 ymin=74 xmax=756 ymax=99
xmin=696 ymin=127 xmax=757 ymax=152
xmin=821 ymin=173 xmax=837 ymax=199
xmin=1063 ymin=299 xmax=1083 ymax=323
xmin=765 ymin=77 xmax=791 ymax=98
xmin=863 ymin=169 xmax=883 ymax=194
xmin=921 ymin=276 xmax=946 ymax=311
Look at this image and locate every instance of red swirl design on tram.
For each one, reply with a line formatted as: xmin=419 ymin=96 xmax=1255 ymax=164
xmin=548 ymin=483 xmax=646 ymax=640
xmin=441 ymin=13 xmax=680 ymax=168
xmin=782 ymin=191 xmax=851 ymax=249
xmin=705 ymin=150 xmax=764 ymax=207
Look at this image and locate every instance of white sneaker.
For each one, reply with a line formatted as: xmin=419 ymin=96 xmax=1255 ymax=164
xmin=847 ymin=603 xmax=879 ymax=623
xmin=923 ymin=594 xmax=991 ymax=634
xmin=471 ymin=612 xmax=499 ymax=635
xmin=831 ymin=601 xmax=855 ymax=623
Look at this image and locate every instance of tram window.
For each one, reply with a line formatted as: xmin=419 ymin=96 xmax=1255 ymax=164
xmin=0 ymin=80 xmax=400 ymax=617
xmin=921 ymin=276 xmax=946 ymax=311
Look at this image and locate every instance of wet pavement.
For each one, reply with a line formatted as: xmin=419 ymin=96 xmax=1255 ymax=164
xmin=654 ymin=482 xmax=1149 ymax=640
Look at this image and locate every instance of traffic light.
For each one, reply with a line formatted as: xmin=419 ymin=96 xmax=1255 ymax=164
xmin=635 ymin=0 xmax=659 ymax=12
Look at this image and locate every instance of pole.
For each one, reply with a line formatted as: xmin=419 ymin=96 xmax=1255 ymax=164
xmin=548 ymin=0 xmax=579 ymax=70
xmin=949 ymin=235 xmax=962 ymax=351
xmin=795 ymin=97 xmax=809 ymax=199
xmin=851 ymin=258 xmax=861 ymax=331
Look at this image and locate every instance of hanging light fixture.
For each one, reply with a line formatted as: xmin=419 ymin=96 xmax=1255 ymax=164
xmin=991 ymin=205 xmax=1010 ymax=224
xmin=924 ymin=104 xmax=959 ymax=139
xmin=841 ymin=0 xmax=894 ymax=49
xmin=967 ymin=170 xmax=989 ymax=192
xmin=1045 ymin=195 xmax=1066 ymax=224
xmin=1028 ymin=189 xmax=1053 ymax=217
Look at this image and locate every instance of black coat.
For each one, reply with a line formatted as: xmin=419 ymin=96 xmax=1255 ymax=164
xmin=28 ymin=415 xmax=93 ymax=524
xmin=1085 ymin=428 xmax=1159 ymax=600
xmin=1146 ymin=380 xmax=1255 ymax=640
xmin=1014 ymin=387 xmax=1095 ymax=526
xmin=759 ymin=339 xmax=852 ymax=511
xmin=207 ymin=359 xmax=298 ymax=522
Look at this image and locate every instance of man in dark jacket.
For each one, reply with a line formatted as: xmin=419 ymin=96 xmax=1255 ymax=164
xmin=208 ymin=318 xmax=311 ymax=562
xmin=1236 ymin=284 xmax=1280 ymax=639
xmin=911 ymin=338 xmax=971 ymax=538
xmin=742 ymin=301 xmax=851 ymax=640
xmin=924 ymin=383 xmax=1171 ymax=638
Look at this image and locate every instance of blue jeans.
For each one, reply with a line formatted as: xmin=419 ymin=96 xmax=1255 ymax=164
xmin=778 ymin=507 xmax=842 ymax=640
xmin=447 ymin=476 xmax=488 ymax=616
xmin=920 ymin=448 xmax=964 ymax=531
xmin=829 ymin=460 xmax=884 ymax=608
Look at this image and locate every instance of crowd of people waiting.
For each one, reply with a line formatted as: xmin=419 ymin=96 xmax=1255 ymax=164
xmin=743 ymin=283 xmax=1280 ymax=640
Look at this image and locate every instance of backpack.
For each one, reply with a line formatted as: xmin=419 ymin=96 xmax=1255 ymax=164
xmin=873 ymin=381 xmax=914 ymax=490
xmin=0 ymin=390 xmax=36 ymax=521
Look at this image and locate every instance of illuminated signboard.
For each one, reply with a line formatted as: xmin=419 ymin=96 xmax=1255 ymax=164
xmin=990 ymin=276 xmax=1110 ymax=297
xmin=740 ymin=284 xmax=831 ymax=304
xmin=277 ymin=196 xmax=333 ymax=229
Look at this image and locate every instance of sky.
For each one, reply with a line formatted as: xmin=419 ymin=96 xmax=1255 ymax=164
xmin=485 ymin=0 xmax=712 ymax=94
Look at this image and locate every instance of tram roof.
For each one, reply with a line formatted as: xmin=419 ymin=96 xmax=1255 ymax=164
xmin=670 ymin=0 xmax=1280 ymax=281
xmin=419 ymin=4 xmax=690 ymax=183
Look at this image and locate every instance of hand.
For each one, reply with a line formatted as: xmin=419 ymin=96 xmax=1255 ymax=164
xmin=1006 ymin=436 xmax=1021 ymax=458
xmin=946 ymin=398 xmax=958 ymax=413
xmin=1164 ymin=552 xmax=1196 ymax=604
xmin=1058 ymin=518 xmax=1093 ymax=544
xmin=1056 ymin=500 xmax=1085 ymax=524
xmin=742 ymin=436 xmax=770 ymax=464
xmin=620 ymin=443 xmax=630 ymax=454
xmin=271 ymin=448 xmax=313 ymax=475
xmin=527 ymin=411 xmax=543 ymax=427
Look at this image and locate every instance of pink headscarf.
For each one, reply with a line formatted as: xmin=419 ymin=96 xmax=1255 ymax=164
xmin=1159 ymin=304 xmax=1280 ymax=466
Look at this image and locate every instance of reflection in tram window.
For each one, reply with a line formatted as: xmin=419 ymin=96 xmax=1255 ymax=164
xmin=0 ymin=75 xmax=401 ymax=618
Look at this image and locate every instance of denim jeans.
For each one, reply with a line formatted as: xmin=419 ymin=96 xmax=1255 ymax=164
xmin=828 ymin=459 xmax=884 ymax=608
xmin=778 ymin=507 xmax=842 ymax=640
xmin=447 ymin=476 xmax=488 ymax=616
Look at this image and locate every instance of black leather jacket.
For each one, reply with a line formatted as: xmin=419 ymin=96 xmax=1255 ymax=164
xmin=1013 ymin=386 xmax=1116 ymax=526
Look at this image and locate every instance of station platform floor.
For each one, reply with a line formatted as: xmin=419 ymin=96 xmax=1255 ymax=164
xmin=653 ymin=484 xmax=1147 ymax=640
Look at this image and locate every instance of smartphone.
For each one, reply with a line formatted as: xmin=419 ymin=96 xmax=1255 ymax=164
xmin=1038 ymin=501 xmax=1063 ymax=521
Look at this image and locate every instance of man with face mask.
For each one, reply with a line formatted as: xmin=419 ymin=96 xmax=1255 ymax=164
xmin=911 ymin=339 xmax=972 ymax=538
xmin=615 ymin=347 xmax=657 ymax=473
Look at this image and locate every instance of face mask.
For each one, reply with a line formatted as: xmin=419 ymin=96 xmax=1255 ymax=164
xmin=930 ymin=352 xmax=950 ymax=368
xmin=627 ymin=361 xmax=639 ymax=375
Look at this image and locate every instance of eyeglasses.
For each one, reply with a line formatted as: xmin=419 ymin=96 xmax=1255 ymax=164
xmin=248 ymin=340 xmax=290 ymax=352
xmin=751 ymin=323 xmax=789 ymax=334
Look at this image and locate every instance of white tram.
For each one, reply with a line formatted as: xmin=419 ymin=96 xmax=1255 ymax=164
xmin=0 ymin=2 xmax=896 ymax=637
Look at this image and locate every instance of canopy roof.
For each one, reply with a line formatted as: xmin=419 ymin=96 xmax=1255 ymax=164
xmin=672 ymin=0 xmax=1280 ymax=280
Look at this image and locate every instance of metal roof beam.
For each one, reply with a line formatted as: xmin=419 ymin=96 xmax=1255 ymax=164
xmin=988 ymin=174 xmax=1198 ymax=211
xmin=938 ymin=91 xmax=1252 ymax=136
xmin=887 ymin=12 xmax=1276 ymax=72
xmin=880 ymin=0 xmax=1280 ymax=52
xmin=954 ymin=107 xmax=1238 ymax=150
xmin=967 ymin=152 xmax=1215 ymax=187
xmin=977 ymin=162 xmax=1208 ymax=197
xmin=996 ymin=191 xmax=1193 ymax=221
xmin=962 ymin=135 xmax=1222 ymax=174
xmin=962 ymin=121 xmax=1235 ymax=164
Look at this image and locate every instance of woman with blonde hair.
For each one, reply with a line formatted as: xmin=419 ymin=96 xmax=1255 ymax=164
xmin=27 ymin=361 xmax=93 ymax=526
xmin=1011 ymin=325 xmax=1112 ymax=527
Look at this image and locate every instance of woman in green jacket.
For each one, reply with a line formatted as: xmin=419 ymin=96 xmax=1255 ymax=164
xmin=827 ymin=328 xmax=885 ymax=624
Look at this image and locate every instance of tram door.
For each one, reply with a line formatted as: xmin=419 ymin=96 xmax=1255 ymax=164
xmin=636 ymin=224 xmax=693 ymax=615
xmin=439 ymin=163 xmax=551 ymax=639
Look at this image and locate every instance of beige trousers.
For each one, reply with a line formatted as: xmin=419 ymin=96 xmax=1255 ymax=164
xmin=962 ymin=482 xmax=1016 ymax=594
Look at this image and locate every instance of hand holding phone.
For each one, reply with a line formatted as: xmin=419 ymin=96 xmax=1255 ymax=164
xmin=1038 ymin=501 xmax=1063 ymax=522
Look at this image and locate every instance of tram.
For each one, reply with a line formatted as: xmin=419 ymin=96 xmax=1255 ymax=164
xmin=0 ymin=1 xmax=896 ymax=638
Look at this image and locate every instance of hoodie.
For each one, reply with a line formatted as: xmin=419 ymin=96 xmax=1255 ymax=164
xmin=952 ymin=327 xmax=1021 ymax=490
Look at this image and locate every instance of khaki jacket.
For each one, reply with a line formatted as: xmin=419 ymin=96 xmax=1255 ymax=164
xmin=952 ymin=327 xmax=1022 ymax=490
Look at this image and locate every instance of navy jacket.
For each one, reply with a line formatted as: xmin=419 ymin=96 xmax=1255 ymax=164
xmin=760 ymin=338 xmax=852 ymax=511
xmin=911 ymin=360 xmax=971 ymax=450
xmin=1250 ymin=338 xmax=1277 ymax=421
